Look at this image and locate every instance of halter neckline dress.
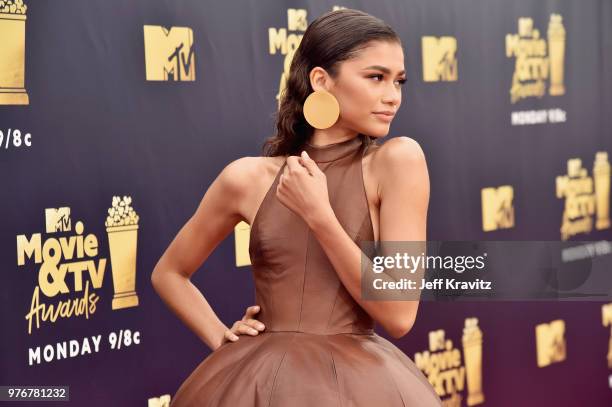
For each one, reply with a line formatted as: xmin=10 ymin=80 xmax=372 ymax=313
xmin=170 ymin=135 xmax=442 ymax=406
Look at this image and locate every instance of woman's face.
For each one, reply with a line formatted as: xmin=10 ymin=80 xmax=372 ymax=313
xmin=331 ymin=40 xmax=406 ymax=138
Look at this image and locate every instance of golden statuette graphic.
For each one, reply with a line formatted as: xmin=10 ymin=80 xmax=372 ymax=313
xmin=105 ymin=196 xmax=140 ymax=310
xmin=602 ymin=303 xmax=612 ymax=369
xmin=593 ymin=152 xmax=611 ymax=230
xmin=547 ymin=14 xmax=566 ymax=96
xmin=462 ymin=318 xmax=484 ymax=406
xmin=0 ymin=0 xmax=29 ymax=105
xmin=609 ymin=326 xmax=612 ymax=369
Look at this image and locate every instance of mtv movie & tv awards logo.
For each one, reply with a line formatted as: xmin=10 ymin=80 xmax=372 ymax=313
xmin=16 ymin=196 xmax=140 ymax=335
xmin=505 ymin=14 xmax=567 ymax=126
xmin=415 ymin=318 xmax=485 ymax=406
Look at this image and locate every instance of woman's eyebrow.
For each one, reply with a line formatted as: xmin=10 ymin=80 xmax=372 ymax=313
xmin=361 ymin=65 xmax=406 ymax=75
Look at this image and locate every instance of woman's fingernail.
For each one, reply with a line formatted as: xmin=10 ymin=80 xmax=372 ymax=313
xmin=250 ymin=328 xmax=258 ymax=334
xmin=258 ymin=324 xmax=265 ymax=330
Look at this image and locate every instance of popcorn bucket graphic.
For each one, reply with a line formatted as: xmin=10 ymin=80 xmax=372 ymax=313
xmin=547 ymin=14 xmax=566 ymax=97
xmin=593 ymin=152 xmax=611 ymax=230
xmin=608 ymin=326 xmax=612 ymax=368
xmin=463 ymin=318 xmax=484 ymax=406
xmin=105 ymin=196 xmax=140 ymax=310
xmin=0 ymin=0 xmax=29 ymax=105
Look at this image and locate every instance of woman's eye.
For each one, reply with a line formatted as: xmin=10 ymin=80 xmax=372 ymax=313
xmin=369 ymin=75 xmax=407 ymax=86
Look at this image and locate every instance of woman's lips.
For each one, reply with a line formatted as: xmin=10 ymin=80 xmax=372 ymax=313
xmin=372 ymin=112 xmax=394 ymax=122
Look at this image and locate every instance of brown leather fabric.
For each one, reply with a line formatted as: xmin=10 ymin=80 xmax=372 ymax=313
xmin=170 ymin=136 xmax=442 ymax=406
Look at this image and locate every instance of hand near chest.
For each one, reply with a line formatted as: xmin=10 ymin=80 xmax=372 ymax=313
xmin=276 ymin=151 xmax=333 ymax=227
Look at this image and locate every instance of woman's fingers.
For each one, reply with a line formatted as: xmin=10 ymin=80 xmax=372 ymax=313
xmin=299 ymin=151 xmax=318 ymax=176
xmin=232 ymin=321 xmax=259 ymax=336
xmin=242 ymin=306 xmax=265 ymax=329
xmin=242 ymin=305 xmax=260 ymax=320
xmin=224 ymin=329 xmax=239 ymax=342
xmin=243 ymin=318 xmax=265 ymax=331
xmin=223 ymin=306 xmax=265 ymax=346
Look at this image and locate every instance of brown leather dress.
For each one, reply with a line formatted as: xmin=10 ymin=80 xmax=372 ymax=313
xmin=170 ymin=135 xmax=442 ymax=406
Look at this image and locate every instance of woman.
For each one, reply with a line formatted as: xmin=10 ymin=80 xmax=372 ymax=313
xmin=152 ymin=8 xmax=441 ymax=406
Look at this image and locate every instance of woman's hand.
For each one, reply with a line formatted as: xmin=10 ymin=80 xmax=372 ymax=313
xmin=276 ymin=151 xmax=333 ymax=227
xmin=219 ymin=305 xmax=266 ymax=347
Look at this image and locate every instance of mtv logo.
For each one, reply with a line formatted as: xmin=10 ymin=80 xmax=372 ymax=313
xmin=143 ymin=25 xmax=195 ymax=81
xmin=422 ymin=36 xmax=458 ymax=82
xmin=535 ymin=319 xmax=566 ymax=367
xmin=429 ymin=329 xmax=446 ymax=352
xmin=518 ymin=17 xmax=533 ymax=37
xmin=287 ymin=8 xmax=307 ymax=31
xmin=45 ymin=207 xmax=71 ymax=233
xmin=481 ymin=186 xmax=515 ymax=231
xmin=147 ymin=394 xmax=171 ymax=407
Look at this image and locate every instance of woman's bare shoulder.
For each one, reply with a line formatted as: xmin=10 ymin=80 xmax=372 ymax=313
xmin=366 ymin=137 xmax=427 ymax=197
xmin=238 ymin=155 xmax=286 ymax=179
xmin=217 ymin=156 xmax=286 ymax=217
xmin=368 ymin=136 xmax=426 ymax=173
xmin=370 ymin=136 xmax=424 ymax=162
xmin=219 ymin=156 xmax=286 ymax=194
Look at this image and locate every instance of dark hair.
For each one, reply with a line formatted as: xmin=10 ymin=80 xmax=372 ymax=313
xmin=261 ymin=8 xmax=402 ymax=157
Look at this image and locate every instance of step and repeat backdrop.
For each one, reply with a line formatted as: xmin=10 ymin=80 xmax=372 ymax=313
xmin=1 ymin=0 xmax=611 ymax=405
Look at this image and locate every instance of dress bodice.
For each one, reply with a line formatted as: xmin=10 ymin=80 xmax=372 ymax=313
xmin=248 ymin=135 xmax=376 ymax=335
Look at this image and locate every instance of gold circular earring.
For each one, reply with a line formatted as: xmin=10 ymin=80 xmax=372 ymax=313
xmin=303 ymin=89 xmax=340 ymax=129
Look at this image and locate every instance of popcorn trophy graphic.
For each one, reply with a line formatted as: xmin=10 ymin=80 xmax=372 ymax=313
xmin=462 ymin=318 xmax=484 ymax=406
xmin=105 ymin=196 xmax=140 ymax=310
xmin=603 ymin=303 xmax=612 ymax=368
xmin=608 ymin=326 xmax=612 ymax=369
xmin=0 ymin=0 xmax=29 ymax=105
xmin=593 ymin=152 xmax=611 ymax=230
xmin=547 ymin=14 xmax=566 ymax=96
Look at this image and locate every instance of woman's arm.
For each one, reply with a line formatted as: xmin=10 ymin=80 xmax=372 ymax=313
xmin=307 ymin=136 xmax=430 ymax=339
xmin=151 ymin=157 xmax=260 ymax=351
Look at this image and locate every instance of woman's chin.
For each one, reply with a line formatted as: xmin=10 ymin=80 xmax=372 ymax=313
xmin=364 ymin=126 xmax=391 ymax=138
